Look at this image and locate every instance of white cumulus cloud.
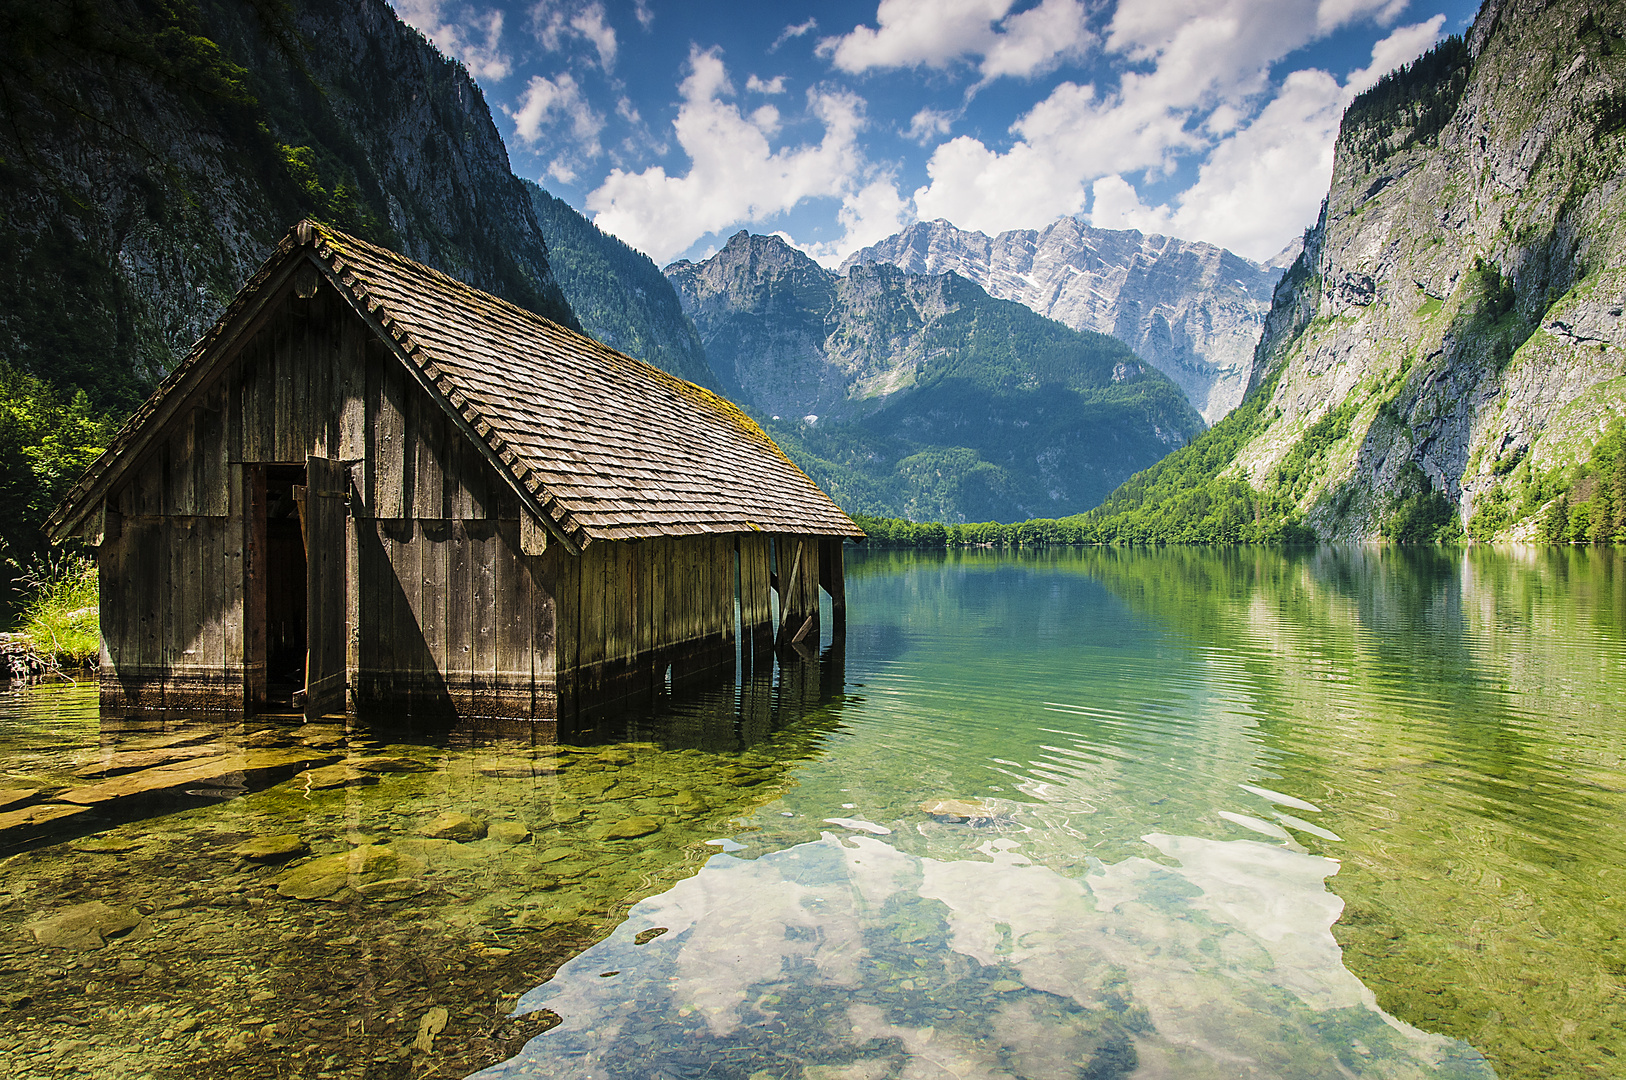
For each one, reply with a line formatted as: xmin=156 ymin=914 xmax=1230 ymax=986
xmin=586 ymin=48 xmax=870 ymax=264
xmin=747 ymin=74 xmax=788 ymax=94
xmin=906 ymin=107 xmax=957 ymax=144
xmin=772 ymin=17 xmax=820 ymax=51
xmin=977 ymin=0 xmax=1095 ymax=82
xmin=797 ymin=178 xmax=915 ymax=266
xmin=908 ymin=0 xmax=1437 ymax=249
xmin=1085 ymin=17 xmax=1449 ymax=261
xmin=530 ymin=0 xmax=619 ymax=71
xmin=1345 ymin=14 xmax=1445 ymax=93
xmin=507 ymin=71 xmax=605 ymax=154
xmin=1088 ymin=175 xmax=1173 ymax=236
xmin=819 ymin=0 xmax=1091 ymax=82
xmin=392 ymin=0 xmax=512 ymax=81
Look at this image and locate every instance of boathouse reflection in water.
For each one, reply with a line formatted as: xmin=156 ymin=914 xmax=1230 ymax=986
xmin=0 ymin=638 xmax=849 ymax=1080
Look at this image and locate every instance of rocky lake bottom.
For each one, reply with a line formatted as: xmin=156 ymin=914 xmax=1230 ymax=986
xmin=2 ymin=546 xmax=1624 ymax=1079
xmin=0 ymin=680 xmax=841 ymax=1079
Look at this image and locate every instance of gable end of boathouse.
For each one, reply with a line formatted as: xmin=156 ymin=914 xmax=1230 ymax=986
xmin=44 ymin=220 xmax=861 ymax=728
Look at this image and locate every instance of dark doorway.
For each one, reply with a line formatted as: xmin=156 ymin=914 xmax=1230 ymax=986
xmin=263 ymin=464 xmax=308 ymax=705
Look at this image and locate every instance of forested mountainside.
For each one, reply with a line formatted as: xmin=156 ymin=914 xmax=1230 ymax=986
xmin=1084 ymin=0 xmax=1626 ymax=544
xmin=525 ymin=181 xmax=718 ymax=389
xmin=0 ymin=0 xmax=578 ymax=562
xmin=843 ymin=219 xmax=1282 ymax=424
xmin=666 ymin=232 xmax=1203 ymax=522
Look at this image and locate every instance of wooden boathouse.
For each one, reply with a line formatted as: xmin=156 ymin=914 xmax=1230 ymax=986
xmin=45 ymin=220 xmax=862 ymax=725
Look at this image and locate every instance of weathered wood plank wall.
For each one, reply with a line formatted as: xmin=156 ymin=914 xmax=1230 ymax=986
xmin=94 ymin=277 xmax=844 ymax=725
xmin=556 ymin=531 xmax=753 ymax=719
xmin=739 ymin=533 xmax=774 ymax=665
xmin=98 ymin=284 xmax=560 ymax=718
xmin=772 ymin=533 xmax=822 ymax=645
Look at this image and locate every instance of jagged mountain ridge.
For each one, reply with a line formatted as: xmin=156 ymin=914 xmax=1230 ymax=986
xmin=666 ymin=232 xmax=1203 ymax=522
xmin=842 ymin=218 xmax=1282 ymax=423
xmin=0 ymin=0 xmax=576 ymax=414
xmin=1087 ymin=0 xmax=1626 ymax=543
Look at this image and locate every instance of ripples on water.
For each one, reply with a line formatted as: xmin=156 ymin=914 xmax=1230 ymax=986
xmin=2 ymin=547 xmax=1624 ymax=1079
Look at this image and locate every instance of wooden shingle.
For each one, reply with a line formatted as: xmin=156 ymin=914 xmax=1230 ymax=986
xmin=47 ymin=221 xmax=864 ymax=547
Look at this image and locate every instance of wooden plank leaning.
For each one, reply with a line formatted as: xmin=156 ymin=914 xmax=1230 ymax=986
xmin=777 ymin=539 xmax=803 ymax=646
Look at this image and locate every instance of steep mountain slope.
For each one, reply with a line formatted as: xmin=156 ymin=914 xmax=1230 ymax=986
xmin=526 ymin=181 xmax=717 ymax=388
xmin=1087 ymin=0 xmax=1626 ymax=543
xmin=0 ymin=0 xmax=576 ymax=418
xmin=666 ymin=232 xmax=849 ymax=418
xmin=843 ymin=218 xmax=1281 ymax=423
xmin=667 ymin=232 xmax=1203 ymax=522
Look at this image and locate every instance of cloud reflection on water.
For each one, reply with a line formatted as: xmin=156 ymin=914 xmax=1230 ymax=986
xmin=477 ymin=824 xmax=1492 ymax=1080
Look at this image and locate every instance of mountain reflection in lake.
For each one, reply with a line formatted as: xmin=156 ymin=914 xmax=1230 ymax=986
xmin=3 ymin=547 xmax=1624 ymax=1080
xmin=483 ymin=547 xmax=1625 ymax=1080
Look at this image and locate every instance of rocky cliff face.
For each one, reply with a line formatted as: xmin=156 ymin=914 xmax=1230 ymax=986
xmin=666 ymin=232 xmax=845 ymax=416
xmin=0 ymin=0 xmax=575 ymax=414
xmin=1233 ymin=0 xmax=1626 ymax=541
xmin=667 ymin=232 xmax=1203 ymax=522
xmin=843 ymin=218 xmax=1280 ymax=423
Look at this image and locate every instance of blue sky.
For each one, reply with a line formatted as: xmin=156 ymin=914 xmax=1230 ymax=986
xmin=389 ymin=0 xmax=1483 ymax=267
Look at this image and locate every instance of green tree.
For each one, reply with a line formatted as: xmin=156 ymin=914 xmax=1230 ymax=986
xmin=0 ymin=364 xmax=116 ymax=572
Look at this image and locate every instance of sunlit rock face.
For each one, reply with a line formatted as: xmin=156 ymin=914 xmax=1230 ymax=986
xmin=844 ymin=218 xmax=1284 ymax=424
xmin=1224 ymin=0 xmax=1626 ymax=541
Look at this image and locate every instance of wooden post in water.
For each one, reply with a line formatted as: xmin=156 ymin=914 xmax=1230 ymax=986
xmin=820 ymin=537 xmax=846 ymax=639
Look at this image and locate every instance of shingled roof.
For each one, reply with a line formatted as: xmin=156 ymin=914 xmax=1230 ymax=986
xmin=46 ymin=220 xmax=863 ymax=548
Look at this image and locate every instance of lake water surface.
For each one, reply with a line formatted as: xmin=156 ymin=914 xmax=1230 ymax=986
xmin=1 ymin=547 xmax=1623 ymax=1079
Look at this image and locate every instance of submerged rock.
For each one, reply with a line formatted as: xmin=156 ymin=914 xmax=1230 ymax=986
xmin=352 ymin=756 xmax=435 ymax=774
xmin=295 ymin=763 xmax=377 ymax=790
xmin=419 ymin=812 xmax=487 ymax=842
xmin=596 ymin=817 xmax=660 ymax=840
xmin=824 ymin=817 xmax=891 ymax=836
xmin=488 ymin=821 xmax=533 ymax=845
xmin=479 ymin=764 xmax=554 ymax=778
xmin=72 ymin=835 xmax=144 ymax=854
xmin=72 ymin=743 xmax=226 ymax=778
xmin=413 ymin=1005 xmax=449 ymax=1052
xmin=275 ymin=857 xmax=351 ymax=901
xmin=575 ymin=777 xmax=619 ymax=799
xmin=234 ymin=835 xmax=310 ymax=864
xmin=355 ymin=876 xmax=427 ymax=902
xmin=242 ymin=729 xmax=294 ymax=748
xmin=0 ymin=787 xmax=42 ymax=811
xmin=57 ymin=748 xmax=336 ymax=806
xmin=275 ymin=845 xmax=426 ymax=901
xmin=25 ymin=901 xmax=142 ymax=950
xmin=0 ymin=802 xmax=89 ymax=835
xmin=671 ymin=789 xmax=709 ymax=813
xmin=921 ymin=798 xmax=995 ymax=822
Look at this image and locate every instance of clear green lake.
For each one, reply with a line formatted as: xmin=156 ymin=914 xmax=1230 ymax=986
xmin=1 ymin=546 xmax=1623 ymax=1079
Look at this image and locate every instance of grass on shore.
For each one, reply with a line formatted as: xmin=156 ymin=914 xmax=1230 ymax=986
xmin=15 ymin=554 xmax=99 ymax=669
